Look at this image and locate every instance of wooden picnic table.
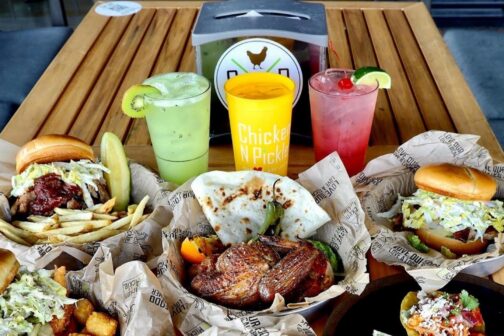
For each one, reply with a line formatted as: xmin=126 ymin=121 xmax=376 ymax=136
xmin=1 ymin=1 xmax=503 ymax=334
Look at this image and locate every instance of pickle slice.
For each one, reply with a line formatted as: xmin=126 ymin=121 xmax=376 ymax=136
xmin=100 ymin=132 xmax=130 ymax=211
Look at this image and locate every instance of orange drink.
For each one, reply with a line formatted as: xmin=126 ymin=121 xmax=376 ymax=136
xmin=224 ymin=73 xmax=295 ymax=175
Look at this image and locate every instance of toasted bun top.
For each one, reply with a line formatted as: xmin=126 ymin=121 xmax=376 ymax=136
xmin=16 ymin=135 xmax=95 ymax=173
xmin=414 ymin=163 xmax=497 ymax=201
xmin=0 ymin=248 xmax=19 ymax=294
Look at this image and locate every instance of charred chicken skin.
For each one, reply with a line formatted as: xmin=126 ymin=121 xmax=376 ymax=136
xmin=190 ymin=242 xmax=279 ymax=308
xmin=190 ymin=236 xmax=334 ymax=309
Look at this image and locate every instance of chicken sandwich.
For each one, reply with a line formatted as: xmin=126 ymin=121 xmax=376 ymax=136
xmin=381 ymin=163 xmax=504 ymax=256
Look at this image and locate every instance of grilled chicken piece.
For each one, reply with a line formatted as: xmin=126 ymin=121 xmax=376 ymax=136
xmin=190 ymin=242 xmax=279 ymax=308
xmin=188 ymin=253 xmax=219 ymax=279
xmin=190 ymin=237 xmax=334 ymax=309
xmin=258 ymin=241 xmax=333 ymax=304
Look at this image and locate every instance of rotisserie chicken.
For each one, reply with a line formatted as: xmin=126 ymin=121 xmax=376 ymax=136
xmin=189 ymin=236 xmax=334 ymax=309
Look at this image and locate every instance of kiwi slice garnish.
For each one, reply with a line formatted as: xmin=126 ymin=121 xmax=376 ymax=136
xmin=121 ymin=84 xmax=160 ymax=118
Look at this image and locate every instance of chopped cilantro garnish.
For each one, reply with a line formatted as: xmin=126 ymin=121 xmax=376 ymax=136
xmin=460 ymin=290 xmax=479 ymax=310
xmin=450 ymin=307 xmax=461 ymax=315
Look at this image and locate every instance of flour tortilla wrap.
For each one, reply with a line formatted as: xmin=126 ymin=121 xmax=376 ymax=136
xmin=191 ymin=171 xmax=331 ymax=244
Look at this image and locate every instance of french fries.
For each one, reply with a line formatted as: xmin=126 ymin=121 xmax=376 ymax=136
xmin=0 ymin=196 xmax=150 ymax=246
xmin=13 ymin=220 xmax=58 ymax=233
xmin=58 ymin=213 xmax=94 ymax=222
xmin=129 ymin=195 xmax=149 ymax=229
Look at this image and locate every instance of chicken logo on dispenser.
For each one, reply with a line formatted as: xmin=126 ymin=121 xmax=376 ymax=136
xmin=214 ymin=38 xmax=303 ymax=108
xmin=247 ymin=46 xmax=268 ymax=69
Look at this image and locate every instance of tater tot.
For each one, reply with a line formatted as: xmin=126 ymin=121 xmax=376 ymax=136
xmin=85 ymin=312 xmax=118 ymax=336
xmin=50 ymin=304 xmax=75 ymax=334
xmin=74 ymin=299 xmax=95 ymax=325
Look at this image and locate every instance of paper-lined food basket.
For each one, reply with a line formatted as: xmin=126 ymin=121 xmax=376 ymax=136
xmin=0 ymin=138 xmax=177 ymax=335
xmin=155 ymin=153 xmax=371 ymax=335
xmin=353 ymin=131 xmax=504 ymax=291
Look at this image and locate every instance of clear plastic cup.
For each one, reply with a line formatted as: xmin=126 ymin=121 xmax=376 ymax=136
xmin=309 ymin=69 xmax=379 ymax=176
xmin=142 ymin=73 xmax=210 ymax=185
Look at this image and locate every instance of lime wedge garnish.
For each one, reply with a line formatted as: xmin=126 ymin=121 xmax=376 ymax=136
xmin=351 ymin=67 xmax=392 ymax=89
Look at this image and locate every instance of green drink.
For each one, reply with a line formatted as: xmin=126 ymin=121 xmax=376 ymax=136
xmin=122 ymin=73 xmax=210 ymax=185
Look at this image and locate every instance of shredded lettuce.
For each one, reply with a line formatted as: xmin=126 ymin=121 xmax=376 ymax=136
xmin=381 ymin=189 xmax=504 ymax=240
xmin=11 ymin=160 xmax=109 ymax=208
xmin=0 ymin=267 xmax=77 ymax=335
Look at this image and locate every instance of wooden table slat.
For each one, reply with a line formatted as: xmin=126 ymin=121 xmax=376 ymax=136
xmin=37 ymin=16 xmax=132 ymax=138
xmin=404 ymin=4 xmax=504 ymax=162
xmin=94 ymin=9 xmax=177 ymax=145
xmin=365 ymin=10 xmax=427 ymax=141
xmin=126 ymin=8 xmax=198 ymax=145
xmin=343 ymin=9 xmax=399 ymax=146
xmin=1 ymin=3 xmax=504 ymax=334
xmin=0 ymin=10 xmax=110 ymax=146
xmin=325 ymin=9 xmax=354 ymax=69
xmin=69 ymin=9 xmax=157 ymax=144
xmin=384 ymin=10 xmax=455 ymax=133
xmin=152 ymin=8 xmax=198 ymax=75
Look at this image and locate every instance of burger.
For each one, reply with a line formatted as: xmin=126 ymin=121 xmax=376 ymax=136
xmin=0 ymin=248 xmax=118 ymax=335
xmin=400 ymin=289 xmax=485 ymax=336
xmin=9 ymin=135 xmax=110 ymax=218
xmin=381 ymin=163 xmax=504 ymax=256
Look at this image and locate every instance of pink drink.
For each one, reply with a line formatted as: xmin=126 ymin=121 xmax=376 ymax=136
xmin=309 ymin=69 xmax=378 ymax=176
